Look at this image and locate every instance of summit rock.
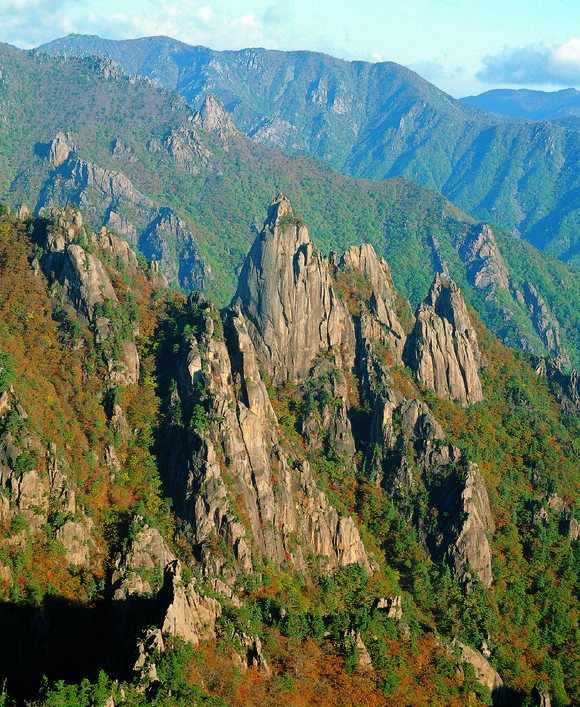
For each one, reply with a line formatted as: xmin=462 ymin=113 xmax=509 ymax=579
xmin=406 ymin=274 xmax=484 ymax=405
xmin=233 ymin=194 xmax=355 ymax=384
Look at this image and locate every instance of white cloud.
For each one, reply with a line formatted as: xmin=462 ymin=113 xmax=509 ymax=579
xmin=99 ymin=3 xmax=269 ymax=49
xmin=370 ymin=51 xmax=383 ymax=62
xmin=195 ymin=4 xmax=214 ymax=25
xmin=478 ymin=37 xmax=580 ymax=86
xmin=550 ymin=37 xmax=580 ymax=81
xmin=0 ymin=0 xmax=79 ymax=48
xmin=263 ymin=1 xmax=289 ymax=25
xmin=0 ymin=0 xmax=282 ymax=51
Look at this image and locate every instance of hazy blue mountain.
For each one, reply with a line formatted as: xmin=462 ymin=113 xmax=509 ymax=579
xmin=461 ymin=87 xmax=580 ymax=121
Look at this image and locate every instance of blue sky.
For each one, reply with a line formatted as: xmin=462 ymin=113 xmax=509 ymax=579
xmin=2 ymin=0 xmax=580 ymax=97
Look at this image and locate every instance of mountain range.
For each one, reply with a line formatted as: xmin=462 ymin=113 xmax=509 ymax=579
xmin=1 ymin=39 xmax=580 ymax=371
xmin=0 ymin=34 xmax=580 ymax=705
xmin=37 ymin=34 xmax=580 ymax=268
xmin=461 ymin=88 xmax=580 ymax=123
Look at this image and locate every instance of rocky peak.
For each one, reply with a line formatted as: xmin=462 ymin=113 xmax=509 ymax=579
xmin=47 ymin=131 xmax=73 ymax=167
xmin=406 ymin=274 xmax=483 ymax=405
xmin=340 ymin=242 xmax=407 ymax=363
xmin=232 ymin=194 xmax=355 ymax=384
xmin=341 ymin=243 xmax=399 ymax=309
xmin=459 ymin=223 xmax=510 ymax=291
xmin=425 ymin=274 xmax=479 ymax=344
xmin=190 ymin=94 xmax=238 ymax=136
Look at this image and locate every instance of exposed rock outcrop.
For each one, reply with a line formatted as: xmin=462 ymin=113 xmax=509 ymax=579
xmin=91 ymin=56 xmax=122 ymax=80
xmin=164 ymin=273 xmax=372 ymax=578
xmin=430 ymin=461 xmax=495 ymax=589
xmin=141 ymin=208 xmax=210 ymax=289
xmin=156 ymin=560 xmax=221 ymax=645
xmin=38 ymin=206 xmax=140 ymax=386
xmin=406 ymin=274 xmax=483 ymax=405
xmin=62 ymin=159 xmax=154 ymax=210
xmin=223 ymin=197 xmax=494 ymax=589
xmin=531 ymin=355 xmax=580 ymax=414
xmin=233 ymin=194 xmax=355 ymax=384
xmin=42 ymin=228 xmax=116 ymax=324
xmin=452 ymin=639 xmax=508 ymax=706
xmin=375 ymin=596 xmax=403 ymax=620
xmin=368 ymin=384 xmax=494 ymax=588
xmin=111 ymin=524 xmax=177 ymax=600
xmin=249 ymin=116 xmax=299 ymax=150
xmin=0 ymin=424 xmax=93 ymax=567
xmin=449 ymin=221 xmax=570 ymax=364
xmin=47 ymin=131 xmax=73 ymax=167
xmin=458 ymin=223 xmax=510 ymax=291
xmin=56 ymin=520 xmax=93 ymax=566
xmin=162 ymin=126 xmax=212 ymax=175
xmin=523 ymin=282 xmax=568 ymax=366
xmin=341 ymin=243 xmax=407 ymax=363
xmin=98 ymin=227 xmax=141 ymax=275
xmin=531 ymin=687 xmax=552 ymax=707
xmin=190 ymin=94 xmax=238 ymax=138
xmin=37 ymin=141 xmax=210 ymax=290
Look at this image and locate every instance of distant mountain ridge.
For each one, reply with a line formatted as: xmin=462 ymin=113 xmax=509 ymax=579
xmin=461 ymin=87 xmax=580 ymax=122
xmin=37 ymin=34 xmax=494 ymax=177
xmin=36 ymin=34 xmax=580 ymax=267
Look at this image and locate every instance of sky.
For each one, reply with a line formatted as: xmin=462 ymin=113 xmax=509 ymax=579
xmin=2 ymin=0 xmax=580 ymax=97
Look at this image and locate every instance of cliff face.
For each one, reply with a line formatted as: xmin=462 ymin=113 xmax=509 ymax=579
xmin=4 ymin=196 xmax=579 ymax=704
xmin=233 ymin=194 xmax=355 ymax=384
xmin=406 ymin=274 xmax=484 ymax=406
xmin=163 ymin=292 xmax=371 ymax=579
xmin=4 ymin=198 xmax=491 ymax=600
xmin=160 ymin=195 xmax=492 ymax=591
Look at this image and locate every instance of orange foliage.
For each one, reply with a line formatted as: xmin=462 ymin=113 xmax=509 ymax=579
xmin=193 ymin=634 xmax=385 ymax=706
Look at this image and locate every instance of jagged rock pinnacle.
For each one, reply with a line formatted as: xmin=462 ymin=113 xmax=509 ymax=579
xmin=190 ymin=94 xmax=237 ymax=136
xmin=406 ymin=274 xmax=483 ymax=405
xmin=232 ymin=193 xmax=354 ymax=384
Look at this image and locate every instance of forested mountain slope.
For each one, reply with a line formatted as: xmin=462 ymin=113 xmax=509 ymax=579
xmin=1 ymin=42 xmax=580 ymax=370
xmin=0 ymin=197 xmax=579 ymax=705
xmin=38 ymin=34 xmax=580 ymax=267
